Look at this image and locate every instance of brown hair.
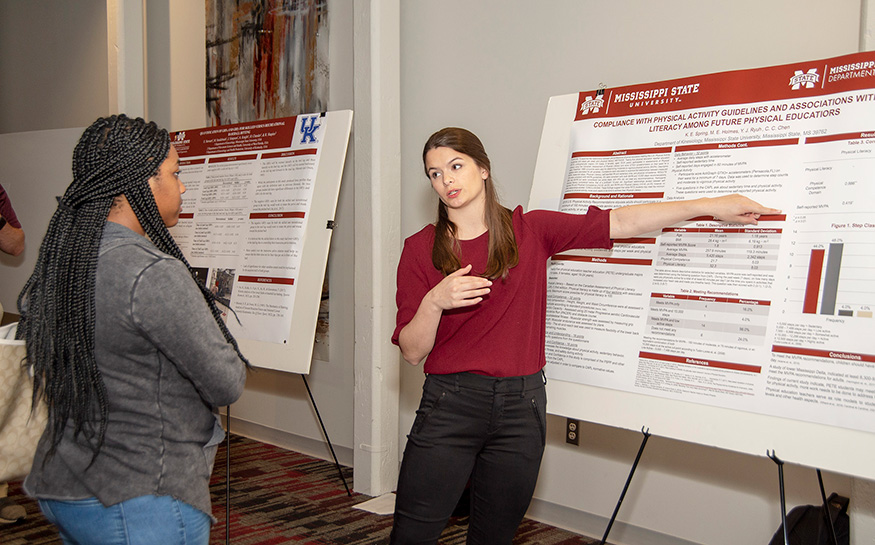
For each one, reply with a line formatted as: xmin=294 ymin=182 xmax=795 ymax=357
xmin=423 ymin=127 xmax=518 ymax=279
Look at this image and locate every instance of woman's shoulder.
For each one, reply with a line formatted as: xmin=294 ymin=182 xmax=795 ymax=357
xmin=517 ymin=205 xmax=608 ymax=228
xmin=513 ymin=205 xmax=563 ymax=233
xmin=398 ymin=224 xmax=437 ymax=273
xmin=403 ymin=222 xmax=436 ymax=248
xmin=99 ymin=224 xmax=187 ymax=281
xmin=101 ymin=222 xmax=165 ymax=259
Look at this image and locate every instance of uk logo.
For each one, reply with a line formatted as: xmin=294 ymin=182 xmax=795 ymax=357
xmin=300 ymin=115 xmax=321 ymax=144
xmin=579 ymin=95 xmax=605 ymax=116
xmin=790 ymin=68 xmax=819 ymax=90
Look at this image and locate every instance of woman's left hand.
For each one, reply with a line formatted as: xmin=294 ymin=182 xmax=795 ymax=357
xmin=707 ymin=194 xmax=782 ymax=225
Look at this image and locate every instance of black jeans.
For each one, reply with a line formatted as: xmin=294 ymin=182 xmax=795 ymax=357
xmin=390 ymin=370 xmax=547 ymax=545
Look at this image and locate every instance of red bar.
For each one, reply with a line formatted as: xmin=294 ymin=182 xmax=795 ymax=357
xmin=552 ymin=254 xmax=652 ymax=266
xmin=574 ymin=51 xmax=875 ymax=121
xmin=262 ymin=149 xmax=318 ymax=159
xmin=803 ymin=249 xmax=825 ymax=314
xmin=179 ymin=158 xmax=206 ymax=166
xmin=676 ymin=138 xmax=798 ymax=153
xmin=237 ymin=276 xmax=295 ymax=285
xmin=772 ymin=345 xmax=875 ymax=364
xmin=682 ymin=215 xmax=786 ymax=223
xmin=730 ymin=298 xmax=771 ymax=307
xmin=564 ymin=192 xmax=664 ymax=200
xmin=651 ymin=292 xmax=690 ymax=301
xmin=613 ymin=237 xmax=657 ymax=245
xmin=249 ymin=211 xmax=306 ymax=220
xmin=639 ymin=351 xmax=761 ymax=373
xmin=208 ymin=153 xmax=258 ymax=164
xmin=571 ymin=147 xmax=672 ymax=157
xmin=663 ymin=227 xmax=700 ymax=233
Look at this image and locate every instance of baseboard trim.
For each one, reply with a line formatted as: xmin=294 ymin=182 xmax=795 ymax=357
xmin=525 ymin=497 xmax=701 ymax=545
xmin=223 ymin=416 xmax=354 ymax=467
xmin=225 ymin=419 xmax=696 ymax=545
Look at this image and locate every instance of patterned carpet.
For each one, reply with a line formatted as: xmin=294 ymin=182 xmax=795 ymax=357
xmin=2 ymin=434 xmax=601 ymax=544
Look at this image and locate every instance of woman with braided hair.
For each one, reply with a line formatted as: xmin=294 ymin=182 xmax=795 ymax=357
xmin=17 ymin=115 xmax=248 ymax=544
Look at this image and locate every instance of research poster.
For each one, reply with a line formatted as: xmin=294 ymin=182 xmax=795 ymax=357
xmin=168 ymin=114 xmax=327 ymax=346
xmin=536 ymin=52 xmax=875 ymax=434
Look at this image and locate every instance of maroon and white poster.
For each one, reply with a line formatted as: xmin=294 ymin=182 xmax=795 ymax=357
xmin=531 ymin=52 xmax=875 ymax=435
xmin=169 ymin=114 xmax=327 ymax=347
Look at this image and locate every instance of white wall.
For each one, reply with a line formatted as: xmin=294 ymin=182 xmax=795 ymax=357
xmin=0 ymin=129 xmax=82 ymax=314
xmin=398 ymin=1 xmax=862 ymax=544
xmin=145 ymin=0 xmax=359 ymax=465
xmin=0 ymin=0 xmax=110 ymax=310
xmin=0 ymin=0 xmax=109 ymax=133
xmin=145 ymin=0 xmax=207 ymax=131
xmin=3 ymin=1 xmax=874 ymax=544
xmin=225 ymin=0 xmax=358 ymax=466
xmin=0 ymin=0 xmax=359 ymax=467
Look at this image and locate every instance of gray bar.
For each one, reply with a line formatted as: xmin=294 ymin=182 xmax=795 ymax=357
xmin=819 ymin=243 xmax=844 ymax=315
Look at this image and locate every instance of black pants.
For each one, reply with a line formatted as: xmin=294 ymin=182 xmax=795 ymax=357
xmin=390 ymin=371 xmax=547 ymax=545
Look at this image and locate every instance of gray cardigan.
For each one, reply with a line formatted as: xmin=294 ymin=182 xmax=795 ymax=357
xmin=25 ymin=222 xmax=247 ymax=518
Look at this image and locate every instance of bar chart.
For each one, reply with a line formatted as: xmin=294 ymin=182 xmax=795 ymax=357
xmin=797 ymin=239 xmax=874 ymax=318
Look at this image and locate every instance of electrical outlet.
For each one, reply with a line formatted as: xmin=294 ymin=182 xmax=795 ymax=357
xmin=566 ymin=418 xmax=580 ymax=445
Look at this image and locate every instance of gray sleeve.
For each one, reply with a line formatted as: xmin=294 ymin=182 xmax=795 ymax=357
xmin=130 ymin=257 xmax=246 ymax=407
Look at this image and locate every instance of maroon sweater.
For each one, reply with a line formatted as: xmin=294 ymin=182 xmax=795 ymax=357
xmin=393 ymin=205 xmax=612 ymax=377
xmin=0 ymin=183 xmax=22 ymax=228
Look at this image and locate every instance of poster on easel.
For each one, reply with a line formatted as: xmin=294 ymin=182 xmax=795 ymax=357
xmin=530 ymin=52 xmax=875 ymax=478
xmin=169 ymin=111 xmax=352 ymax=374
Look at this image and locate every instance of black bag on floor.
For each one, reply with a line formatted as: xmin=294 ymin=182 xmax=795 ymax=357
xmin=768 ymin=492 xmax=849 ymax=545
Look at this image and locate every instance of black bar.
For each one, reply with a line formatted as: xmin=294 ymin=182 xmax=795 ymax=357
xmin=302 ymin=375 xmax=351 ymax=495
xmin=226 ymin=405 xmax=231 ymax=545
xmin=599 ymin=427 xmax=651 ymax=545
xmin=816 ymin=468 xmax=839 ymax=545
xmin=767 ymin=450 xmax=789 ymax=545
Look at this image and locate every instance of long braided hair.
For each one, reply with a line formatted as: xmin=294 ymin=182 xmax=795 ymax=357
xmin=17 ymin=114 xmax=249 ymax=461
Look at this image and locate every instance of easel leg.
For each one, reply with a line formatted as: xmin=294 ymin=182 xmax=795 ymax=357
xmin=600 ymin=427 xmax=651 ymax=545
xmin=225 ymin=405 xmax=232 ymax=545
xmin=301 ymin=374 xmax=351 ymax=495
xmin=767 ymin=450 xmax=788 ymax=545
xmin=816 ymin=468 xmax=839 ymax=545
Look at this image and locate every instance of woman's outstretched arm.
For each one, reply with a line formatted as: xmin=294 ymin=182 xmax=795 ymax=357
xmin=609 ymin=194 xmax=781 ymax=239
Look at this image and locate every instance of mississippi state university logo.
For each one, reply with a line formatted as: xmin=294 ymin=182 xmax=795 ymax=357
xmin=300 ymin=115 xmax=321 ymax=144
xmin=579 ymin=94 xmax=605 ymax=116
xmin=174 ymin=131 xmax=186 ymax=142
xmin=790 ymin=68 xmax=819 ymax=90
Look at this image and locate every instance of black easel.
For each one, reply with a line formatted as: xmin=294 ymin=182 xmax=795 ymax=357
xmin=220 ymin=376 xmax=351 ymax=543
xmin=768 ymin=451 xmax=840 ymax=545
xmin=599 ymin=427 xmax=651 ymax=545
xmin=815 ymin=469 xmax=840 ymax=545
xmin=301 ymin=374 xmax=351 ymax=496
xmin=768 ymin=450 xmax=789 ymax=545
xmin=227 ymin=407 xmax=232 ymax=544
xmin=304 ymin=220 xmax=350 ymax=495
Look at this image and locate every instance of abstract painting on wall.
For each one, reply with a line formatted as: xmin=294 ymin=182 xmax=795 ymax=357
xmin=206 ymin=0 xmax=329 ymax=126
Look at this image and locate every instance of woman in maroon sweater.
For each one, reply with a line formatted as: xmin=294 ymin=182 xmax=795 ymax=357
xmin=390 ymin=127 xmax=778 ymax=544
